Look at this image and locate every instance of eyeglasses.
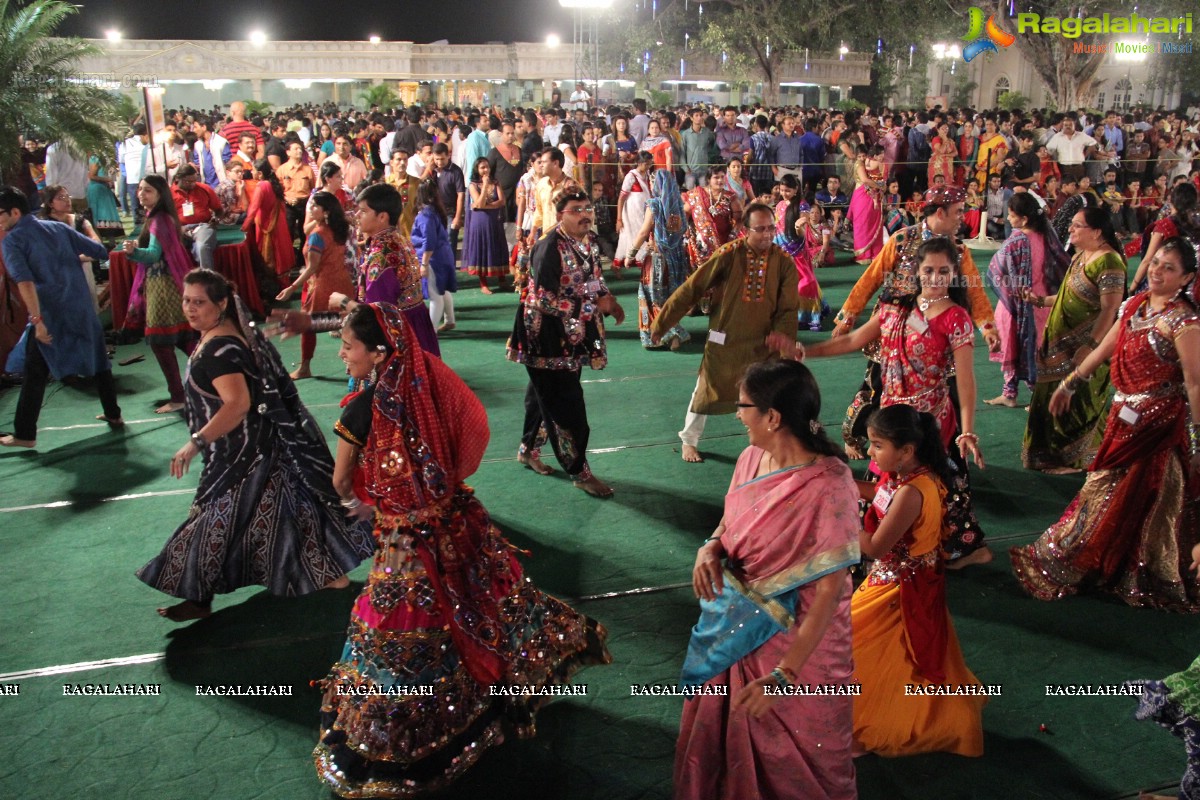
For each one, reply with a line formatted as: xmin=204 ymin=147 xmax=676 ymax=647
xmin=564 ymin=206 xmax=595 ymax=214
xmin=747 ymin=225 xmax=774 ymax=233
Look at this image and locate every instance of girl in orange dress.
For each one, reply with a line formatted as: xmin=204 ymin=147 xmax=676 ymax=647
xmin=850 ymin=403 xmax=986 ymax=757
xmin=274 ymin=191 xmax=354 ymax=380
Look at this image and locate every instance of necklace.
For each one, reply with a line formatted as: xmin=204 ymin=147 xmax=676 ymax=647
xmin=918 ymin=295 xmax=950 ymax=311
xmin=767 ymin=453 xmax=821 ymax=472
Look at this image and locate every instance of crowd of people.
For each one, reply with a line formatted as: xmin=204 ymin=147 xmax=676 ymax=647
xmin=2 ymin=91 xmax=1200 ymax=799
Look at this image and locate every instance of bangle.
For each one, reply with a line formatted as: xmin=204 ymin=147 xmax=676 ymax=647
xmin=339 ymin=296 xmax=350 ymax=311
xmin=190 ymin=432 xmax=208 ymax=449
xmin=1059 ymin=371 xmax=1081 ymax=396
xmin=955 ymin=432 xmax=979 ymax=445
xmin=700 ymin=535 xmax=721 ymax=548
xmin=769 ymin=667 xmax=793 ymax=689
xmin=29 ymin=314 xmax=43 ymax=325
xmin=339 ymin=496 xmax=362 ymax=510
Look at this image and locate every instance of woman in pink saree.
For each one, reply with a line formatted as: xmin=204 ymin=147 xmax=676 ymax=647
xmin=847 ymin=144 xmax=887 ymax=264
xmin=676 ymin=359 xmax=860 ymax=800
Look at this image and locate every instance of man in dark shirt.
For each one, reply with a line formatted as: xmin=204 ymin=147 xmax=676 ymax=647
xmin=395 ymin=108 xmax=424 ymax=161
xmin=798 ymin=119 xmax=827 ymax=191
xmin=815 ymin=175 xmax=850 ymax=249
xmin=521 ymin=110 xmax=544 ymax=165
xmin=1003 ymin=131 xmax=1040 ymax=190
xmin=505 ymin=186 xmax=624 ymax=498
xmin=431 ymin=142 xmax=466 ymax=261
xmin=264 ymin=120 xmax=287 ymax=170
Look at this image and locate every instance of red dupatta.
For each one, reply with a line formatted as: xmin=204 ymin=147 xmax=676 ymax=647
xmin=353 ymin=303 xmax=513 ymax=685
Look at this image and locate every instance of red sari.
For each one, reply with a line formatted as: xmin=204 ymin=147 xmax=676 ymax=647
xmin=315 ymin=304 xmax=610 ymax=796
xmin=243 ymin=181 xmax=295 ymax=277
xmin=1011 ymin=294 xmax=1200 ymax=611
xmin=684 ymin=186 xmax=736 ymax=270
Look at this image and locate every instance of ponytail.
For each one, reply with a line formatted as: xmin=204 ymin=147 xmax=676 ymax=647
xmin=866 ymin=405 xmax=955 ymax=488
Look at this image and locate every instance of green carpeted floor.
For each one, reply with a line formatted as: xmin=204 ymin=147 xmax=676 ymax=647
xmin=0 ymin=246 xmax=1194 ymax=800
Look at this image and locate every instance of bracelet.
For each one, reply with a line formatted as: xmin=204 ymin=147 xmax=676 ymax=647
xmin=955 ymin=432 xmax=979 ymax=444
xmin=1188 ymin=421 xmax=1200 ymax=456
xmin=29 ymin=314 xmax=43 ymax=325
xmin=769 ymin=667 xmax=793 ymax=689
xmin=700 ymin=535 xmax=721 ymax=548
xmin=190 ymin=432 xmax=208 ymax=449
xmin=1059 ymin=371 xmax=1081 ymax=396
xmin=339 ymin=496 xmax=362 ymax=510
xmin=339 ymin=296 xmax=350 ymax=311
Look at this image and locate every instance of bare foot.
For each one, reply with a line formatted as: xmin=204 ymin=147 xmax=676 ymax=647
xmin=1042 ymin=466 xmax=1083 ymax=475
xmin=574 ymin=475 xmax=614 ymax=498
xmin=946 ymin=546 xmax=994 ymax=570
xmin=95 ymin=414 xmax=125 ymax=427
xmin=669 ymin=335 xmax=683 ymax=351
xmin=984 ymin=396 xmax=1018 ymax=407
xmin=324 ymin=575 xmax=350 ymax=590
xmin=289 ymin=367 xmax=313 ymax=380
xmin=681 ymin=444 xmax=704 ymax=463
xmin=0 ymin=435 xmax=35 ymax=448
xmin=157 ymin=601 xmax=212 ymax=621
xmin=156 ymin=402 xmax=185 ymax=414
xmin=479 ymin=285 xmax=494 ymax=295
xmin=517 ymin=453 xmax=555 ymax=475
xmin=437 ymin=322 xmax=456 ymax=333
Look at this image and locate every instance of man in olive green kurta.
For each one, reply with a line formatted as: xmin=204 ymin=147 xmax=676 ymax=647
xmin=651 ymin=203 xmax=799 ymax=462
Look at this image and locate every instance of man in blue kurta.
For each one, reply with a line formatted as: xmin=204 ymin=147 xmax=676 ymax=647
xmin=0 ymin=186 xmax=120 ymax=448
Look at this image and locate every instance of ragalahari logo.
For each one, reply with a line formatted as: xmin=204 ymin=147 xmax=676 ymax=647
xmin=962 ymin=7 xmax=1016 ymax=61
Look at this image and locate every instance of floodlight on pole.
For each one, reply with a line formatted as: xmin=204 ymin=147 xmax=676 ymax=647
xmin=559 ymin=0 xmax=613 ymax=104
xmin=249 ymin=30 xmax=267 ymax=47
xmin=546 ymin=33 xmax=561 ymax=48
xmin=369 ymin=35 xmax=381 ymax=45
xmin=104 ymin=28 xmax=121 ymax=43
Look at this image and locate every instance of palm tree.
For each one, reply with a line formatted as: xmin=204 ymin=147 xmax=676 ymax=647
xmin=359 ymin=84 xmax=400 ymax=112
xmin=0 ymin=0 xmax=124 ymax=183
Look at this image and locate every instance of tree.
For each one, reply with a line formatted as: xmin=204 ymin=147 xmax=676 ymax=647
xmin=951 ymin=72 xmax=979 ymax=108
xmin=0 ymin=0 xmax=125 ymax=182
xmin=997 ymin=90 xmax=1031 ymax=111
xmin=359 ymin=84 xmax=400 ymax=111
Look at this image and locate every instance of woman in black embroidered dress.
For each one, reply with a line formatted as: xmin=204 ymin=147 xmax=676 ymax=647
xmin=136 ymin=269 xmax=374 ymax=621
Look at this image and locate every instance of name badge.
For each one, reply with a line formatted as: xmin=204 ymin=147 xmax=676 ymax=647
xmin=907 ymin=314 xmax=929 ymax=334
xmin=181 ymin=201 xmax=195 ymax=217
xmin=708 ymin=330 xmax=727 ymax=345
xmin=1118 ymin=404 xmax=1140 ymax=425
xmin=586 ymin=279 xmax=601 ymax=295
xmin=872 ymin=484 xmax=896 ymax=516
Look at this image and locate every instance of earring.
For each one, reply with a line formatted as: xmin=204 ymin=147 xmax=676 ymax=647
xmin=368 ymin=365 xmax=378 ymax=384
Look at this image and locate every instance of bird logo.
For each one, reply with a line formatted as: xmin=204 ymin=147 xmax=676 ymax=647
xmin=962 ymin=7 xmax=1015 ymax=61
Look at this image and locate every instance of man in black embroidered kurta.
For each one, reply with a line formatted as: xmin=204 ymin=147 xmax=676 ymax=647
xmin=506 ymin=187 xmax=625 ymax=497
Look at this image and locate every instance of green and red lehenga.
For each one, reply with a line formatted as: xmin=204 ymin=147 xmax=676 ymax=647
xmin=1011 ymin=293 xmax=1200 ymax=611
xmin=314 ymin=303 xmax=610 ymax=797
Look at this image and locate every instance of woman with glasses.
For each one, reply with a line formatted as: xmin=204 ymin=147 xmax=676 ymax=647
xmin=677 ymin=360 xmax=858 ymax=799
xmin=1020 ymin=206 xmax=1126 ymax=473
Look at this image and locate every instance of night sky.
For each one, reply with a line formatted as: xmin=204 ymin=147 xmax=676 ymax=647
xmin=57 ymin=0 xmax=576 ymax=45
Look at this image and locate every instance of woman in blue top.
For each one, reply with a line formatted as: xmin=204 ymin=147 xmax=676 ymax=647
xmin=410 ymin=178 xmax=458 ymax=333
